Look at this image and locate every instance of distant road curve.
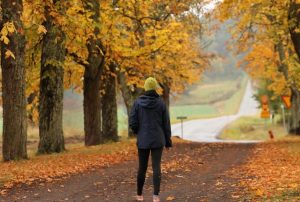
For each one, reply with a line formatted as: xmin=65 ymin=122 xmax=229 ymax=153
xmin=171 ymin=80 xmax=260 ymax=143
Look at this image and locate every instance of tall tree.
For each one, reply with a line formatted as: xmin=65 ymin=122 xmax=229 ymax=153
xmin=102 ymin=63 xmax=118 ymax=142
xmin=1 ymin=0 xmax=28 ymax=161
xmin=288 ymin=0 xmax=300 ymax=134
xmin=83 ymin=0 xmax=106 ymax=146
xmin=289 ymin=0 xmax=300 ymax=60
xmin=38 ymin=1 xmax=66 ymax=153
xmin=216 ymin=0 xmax=300 ymax=135
xmin=110 ymin=0 xmax=207 ymax=136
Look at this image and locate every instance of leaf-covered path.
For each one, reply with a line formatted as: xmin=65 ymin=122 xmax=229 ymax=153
xmin=0 ymin=142 xmax=255 ymax=202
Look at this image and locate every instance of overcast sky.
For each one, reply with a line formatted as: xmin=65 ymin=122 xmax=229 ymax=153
xmin=203 ymin=0 xmax=222 ymax=12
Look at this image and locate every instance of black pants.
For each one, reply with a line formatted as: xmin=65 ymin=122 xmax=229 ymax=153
xmin=137 ymin=148 xmax=163 ymax=196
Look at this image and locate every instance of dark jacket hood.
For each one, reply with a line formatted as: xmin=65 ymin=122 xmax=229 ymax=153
xmin=137 ymin=90 xmax=160 ymax=109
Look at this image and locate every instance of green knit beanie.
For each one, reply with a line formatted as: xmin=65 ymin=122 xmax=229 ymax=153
xmin=144 ymin=77 xmax=159 ymax=91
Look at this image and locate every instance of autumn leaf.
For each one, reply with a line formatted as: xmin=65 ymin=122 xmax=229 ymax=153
xmin=37 ymin=25 xmax=47 ymax=34
xmin=166 ymin=196 xmax=175 ymax=201
xmin=6 ymin=22 xmax=16 ymax=33
xmin=0 ymin=190 xmax=7 ymax=196
xmin=255 ymin=189 xmax=264 ymax=196
xmin=0 ymin=36 xmax=9 ymax=45
xmin=0 ymin=22 xmax=15 ymax=45
xmin=215 ymin=181 xmax=223 ymax=186
xmin=5 ymin=50 xmax=15 ymax=59
xmin=231 ymin=194 xmax=240 ymax=199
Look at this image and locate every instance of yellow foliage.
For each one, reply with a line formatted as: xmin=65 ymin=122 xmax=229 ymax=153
xmin=13 ymin=0 xmax=212 ymax=124
xmin=100 ymin=0 xmax=210 ymax=92
xmin=216 ymin=0 xmax=300 ymax=98
xmin=4 ymin=50 xmax=15 ymax=60
xmin=0 ymin=22 xmax=16 ymax=45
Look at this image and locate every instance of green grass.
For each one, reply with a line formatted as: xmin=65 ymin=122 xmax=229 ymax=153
xmin=169 ymin=76 xmax=248 ymax=122
xmin=170 ymin=104 xmax=218 ymax=122
xmin=222 ymin=77 xmax=248 ymax=115
xmin=63 ymin=107 xmax=129 ymax=137
xmin=260 ymin=190 xmax=300 ymax=201
xmin=219 ymin=116 xmax=288 ymax=140
xmin=172 ymin=76 xmax=245 ymax=106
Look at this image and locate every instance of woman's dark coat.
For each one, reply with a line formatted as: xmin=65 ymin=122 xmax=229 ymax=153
xmin=129 ymin=90 xmax=172 ymax=149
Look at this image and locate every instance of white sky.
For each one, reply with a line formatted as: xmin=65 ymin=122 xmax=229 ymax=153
xmin=192 ymin=0 xmax=222 ymax=17
xmin=202 ymin=0 xmax=222 ymax=13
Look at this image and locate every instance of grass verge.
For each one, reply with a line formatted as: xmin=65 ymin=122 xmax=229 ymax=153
xmin=219 ymin=116 xmax=288 ymax=141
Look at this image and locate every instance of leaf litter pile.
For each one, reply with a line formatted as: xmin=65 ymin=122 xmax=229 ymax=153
xmin=0 ymin=140 xmax=138 ymax=195
xmin=2 ymin=136 xmax=300 ymax=201
xmin=229 ymin=137 xmax=300 ymax=201
xmin=0 ymin=137 xmax=189 ymax=197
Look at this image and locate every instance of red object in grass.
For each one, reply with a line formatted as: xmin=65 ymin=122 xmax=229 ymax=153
xmin=268 ymin=130 xmax=274 ymax=140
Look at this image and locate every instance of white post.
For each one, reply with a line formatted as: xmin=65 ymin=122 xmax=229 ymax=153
xmin=177 ymin=116 xmax=187 ymax=139
xmin=181 ymin=119 xmax=184 ymax=139
xmin=281 ymin=104 xmax=286 ymax=132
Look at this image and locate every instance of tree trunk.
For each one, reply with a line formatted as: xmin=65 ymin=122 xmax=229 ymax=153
xmin=84 ymin=68 xmax=103 ymax=145
xmin=38 ymin=3 xmax=65 ymax=154
xmin=102 ymin=63 xmax=118 ymax=142
xmin=289 ymin=89 xmax=300 ymax=135
xmin=289 ymin=1 xmax=300 ymax=61
xmin=275 ymin=41 xmax=300 ymax=135
xmin=288 ymin=2 xmax=300 ymax=135
xmin=117 ymin=71 xmax=143 ymax=137
xmin=1 ymin=0 xmax=28 ymax=161
xmin=161 ymin=83 xmax=170 ymax=109
xmin=83 ymin=0 xmax=105 ymax=146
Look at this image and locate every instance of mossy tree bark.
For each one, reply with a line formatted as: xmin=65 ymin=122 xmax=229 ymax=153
xmin=1 ymin=0 xmax=28 ymax=161
xmin=102 ymin=63 xmax=118 ymax=142
xmin=38 ymin=2 xmax=65 ymax=154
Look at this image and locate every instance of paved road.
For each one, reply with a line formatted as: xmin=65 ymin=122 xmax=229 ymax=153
xmin=171 ymin=81 xmax=260 ymax=143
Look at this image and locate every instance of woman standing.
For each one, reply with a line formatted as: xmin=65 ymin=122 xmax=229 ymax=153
xmin=129 ymin=77 xmax=172 ymax=202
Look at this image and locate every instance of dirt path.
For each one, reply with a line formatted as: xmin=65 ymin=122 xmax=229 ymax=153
xmin=0 ymin=142 xmax=255 ymax=202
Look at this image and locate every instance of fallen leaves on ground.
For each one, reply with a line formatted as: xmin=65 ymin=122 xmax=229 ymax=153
xmin=229 ymin=136 xmax=300 ymax=200
xmin=161 ymin=142 xmax=222 ymax=174
xmin=162 ymin=154 xmax=198 ymax=173
xmin=0 ymin=140 xmax=137 ymax=195
xmin=166 ymin=196 xmax=176 ymax=201
xmin=0 ymin=137 xmax=189 ymax=196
